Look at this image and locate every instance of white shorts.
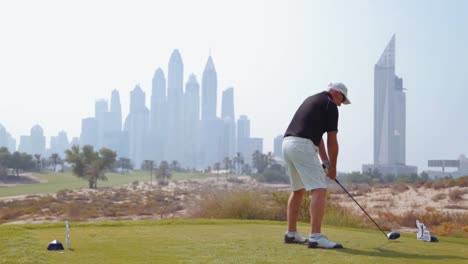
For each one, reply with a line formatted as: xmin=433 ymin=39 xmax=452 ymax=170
xmin=282 ymin=136 xmax=326 ymax=191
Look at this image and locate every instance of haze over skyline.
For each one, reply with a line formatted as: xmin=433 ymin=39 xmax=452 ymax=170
xmin=1 ymin=0 xmax=467 ymax=172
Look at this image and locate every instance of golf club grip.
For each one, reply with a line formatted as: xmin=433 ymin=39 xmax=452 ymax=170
xmin=334 ymin=179 xmax=388 ymax=238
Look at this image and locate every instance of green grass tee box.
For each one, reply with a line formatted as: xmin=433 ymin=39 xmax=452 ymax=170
xmin=1 ymin=219 xmax=467 ymax=264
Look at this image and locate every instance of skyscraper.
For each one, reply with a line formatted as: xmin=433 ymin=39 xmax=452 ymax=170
xmin=95 ymin=99 xmax=108 ymax=148
xmin=105 ymin=89 xmax=124 ymax=155
xmin=166 ymin=49 xmax=184 ymax=162
xmin=49 ymin=131 xmax=69 ymax=158
xmin=30 ymin=125 xmax=46 ymax=156
xmin=80 ymin=117 xmax=98 ymax=147
xmin=127 ymin=85 xmax=150 ymax=168
xmin=0 ymin=124 xmax=15 ymax=151
xmin=200 ymin=55 xmax=223 ymax=167
xmin=183 ymin=74 xmax=201 ymax=167
xmin=273 ymin=135 xmax=283 ymax=159
xmin=221 ymin=87 xmax=236 ymax=159
xmin=237 ymin=115 xmax=251 ymax=163
xmin=202 ymin=56 xmax=217 ymax=120
xmin=110 ymin=90 xmax=122 ymax=132
xmin=363 ymin=35 xmax=417 ymax=176
xmin=150 ymin=68 xmax=167 ymax=162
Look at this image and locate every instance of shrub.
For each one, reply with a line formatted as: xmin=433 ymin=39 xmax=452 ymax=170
xmin=256 ymin=167 xmax=290 ymax=184
xmin=431 ymin=193 xmax=447 ymax=202
xmin=226 ymin=177 xmax=244 ymax=184
xmin=394 ymin=184 xmax=409 ymax=193
xmin=191 ymin=188 xmax=276 ymax=220
xmin=448 ymin=188 xmax=468 ymax=202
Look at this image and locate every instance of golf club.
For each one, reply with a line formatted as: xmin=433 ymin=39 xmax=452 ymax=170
xmin=334 ymin=179 xmax=400 ymax=240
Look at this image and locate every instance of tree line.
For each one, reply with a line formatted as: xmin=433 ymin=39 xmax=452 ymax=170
xmin=0 ymin=147 xmax=65 ymax=176
xmin=341 ymin=168 xmax=430 ymax=184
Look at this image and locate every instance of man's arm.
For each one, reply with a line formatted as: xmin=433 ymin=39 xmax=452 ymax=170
xmin=318 ymin=138 xmax=329 ymax=163
xmin=326 ymin=131 xmax=339 ymax=180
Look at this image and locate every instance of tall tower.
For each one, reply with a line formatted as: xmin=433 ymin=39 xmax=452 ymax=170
xmin=374 ymin=34 xmax=405 ymax=165
xmin=30 ymin=125 xmax=46 ymax=156
xmin=110 ymin=90 xmax=122 ymax=132
xmin=167 ymin=49 xmax=184 ymax=163
xmin=105 ymin=89 xmax=123 ymax=155
xmin=95 ymin=99 xmax=108 ymax=149
xmin=363 ymin=34 xmax=417 ymax=176
xmin=184 ymin=74 xmax=201 ymax=167
xmin=202 ymin=56 xmax=218 ymax=120
xmin=200 ymin=55 xmax=223 ymax=167
xmin=150 ymin=68 xmax=167 ymax=162
xmin=128 ymin=85 xmax=149 ymax=168
xmin=221 ymin=87 xmax=236 ymax=159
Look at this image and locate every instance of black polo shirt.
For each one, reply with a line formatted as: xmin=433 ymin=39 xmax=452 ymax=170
xmin=284 ymin=91 xmax=339 ymax=146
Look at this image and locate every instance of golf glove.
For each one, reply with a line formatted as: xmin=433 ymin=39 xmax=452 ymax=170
xmin=322 ymin=160 xmax=330 ymax=175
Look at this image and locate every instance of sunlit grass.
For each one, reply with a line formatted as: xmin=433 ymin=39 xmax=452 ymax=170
xmin=0 ymin=171 xmax=216 ymax=197
xmin=1 ymin=219 xmax=467 ymax=264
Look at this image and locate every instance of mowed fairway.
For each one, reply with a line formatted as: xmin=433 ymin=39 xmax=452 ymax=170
xmin=1 ymin=220 xmax=467 ymax=264
xmin=0 ymin=172 xmax=213 ymax=197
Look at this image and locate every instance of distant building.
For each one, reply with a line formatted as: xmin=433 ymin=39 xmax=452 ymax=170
xmin=183 ymin=74 xmax=201 ymax=168
xmin=126 ymin=85 xmax=150 ymax=168
xmin=200 ymin=55 xmax=222 ymax=167
xmin=70 ymin=137 xmax=80 ymax=146
xmin=235 ymin=115 xmax=263 ymax=165
xmin=237 ymin=115 xmax=250 ymax=139
xmin=18 ymin=135 xmax=32 ymax=154
xmin=243 ymin=138 xmax=263 ymax=165
xmin=221 ymin=87 xmax=236 ymax=159
xmin=95 ymin=99 xmax=108 ymax=149
xmin=104 ymin=90 xmax=124 ymax=154
xmin=80 ymin=117 xmax=98 ymax=147
xmin=166 ymin=49 xmax=184 ymax=162
xmin=362 ymin=35 xmax=417 ymax=176
xmin=0 ymin=124 xmax=16 ymax=151
xmin=49 ymin=131 xmax=69 ymax=158
xmin=18 ymin=125 xmax=46 ymax=156
xmin=273 ymin=135 xmax=283 ymax=159
xmin=150 ymin=68 xmax=167 ymax=163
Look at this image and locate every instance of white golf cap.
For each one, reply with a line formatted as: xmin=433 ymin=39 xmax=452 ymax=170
xmin=328 ymin=82 xmax=351 ymax=105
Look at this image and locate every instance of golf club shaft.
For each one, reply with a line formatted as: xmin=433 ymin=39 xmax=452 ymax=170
xmin=335 ymin=179 xmax=388 ymax=239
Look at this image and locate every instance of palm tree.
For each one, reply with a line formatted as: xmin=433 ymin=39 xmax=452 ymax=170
xmin=252 ymin=150 xmax=267 ymax=174
xmin=213 ymin=162 xmax=221 ymax=173
xmin=143 ymin=160 xmax=155 ymax=185
xmin=34 ymin=154 xmax=41 ymax=172
xmin=233 ymin=152 xmax=244 ymax=175
xmin=223 ymin=157 xmax=232 ymax=176
xmin=49 ymin=153 xmax=61 ymax=172
xmin=157 ymin=161 xmax=171 ymax=183
xmin=242 ymin=163 xmax=252 ymax=175
xmin=170 ymin=160 xmax=180 ymax=172
xmin=266 ymin=151 xmax=275 ymax=168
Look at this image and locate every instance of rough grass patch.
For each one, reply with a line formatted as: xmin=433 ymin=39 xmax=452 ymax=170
xmin=431 ymin=193 xmax=447 ymax=202
xmin=448 ymin=188 xmax=468 ymax=202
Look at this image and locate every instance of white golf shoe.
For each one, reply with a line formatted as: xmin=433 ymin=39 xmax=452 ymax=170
xmin=308 ymin=234 xmax=343 ymax=249
xmin=284 ymin=232 xmax=308 ymax=243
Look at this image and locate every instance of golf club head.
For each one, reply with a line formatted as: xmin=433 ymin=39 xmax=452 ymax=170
xmin=387 ymin=231 xmax=400 ymax=240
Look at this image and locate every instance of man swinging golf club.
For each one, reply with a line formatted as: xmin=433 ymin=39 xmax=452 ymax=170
xmin=282 ymin=82 xmax=350 ymax=249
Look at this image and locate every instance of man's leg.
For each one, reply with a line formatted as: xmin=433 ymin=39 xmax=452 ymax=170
xmin=308 ymin=188 xmax=343 ymax=248
xmin=287 ymin=188 xmax=305 ymax=232
xmin=310 ymin=188 xmax=326 ymax=234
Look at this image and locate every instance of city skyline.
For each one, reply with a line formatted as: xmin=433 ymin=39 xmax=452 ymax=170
xmin=1 ymin=0 xmax=467 ymax=172
xmin=0 ymin=50 xmax=264 ymax=169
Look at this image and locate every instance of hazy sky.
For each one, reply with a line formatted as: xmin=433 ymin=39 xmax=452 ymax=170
xmin=0 ymin=0 xmax=467 ymax=172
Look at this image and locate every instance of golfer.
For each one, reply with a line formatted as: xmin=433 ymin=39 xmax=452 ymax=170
xmin=282 ymin=82 xmax=350 ymax=249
